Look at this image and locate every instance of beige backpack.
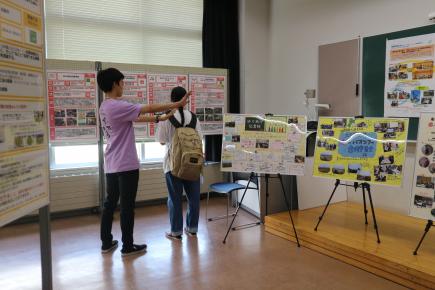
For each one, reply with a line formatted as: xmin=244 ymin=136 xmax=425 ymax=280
xmin=169 ymin=113 xmax=204 ymax=181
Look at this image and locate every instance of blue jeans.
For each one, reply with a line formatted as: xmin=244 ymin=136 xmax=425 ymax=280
xmin=165 ymin=172 xmax=200 ymax=236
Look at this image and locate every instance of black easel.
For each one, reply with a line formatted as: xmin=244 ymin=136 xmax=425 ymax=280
xmin=413 ymin=219 xmax=433 ymax=255
xmin=222 ymin=172 xmax=300 ymax=247
xmin=264 ymin=174 xmax=300 ymax=247
xmin=314 ymin=179 xmax=381 ymax=243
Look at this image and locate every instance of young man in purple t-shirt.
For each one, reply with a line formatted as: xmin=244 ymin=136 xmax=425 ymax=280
xmin=97 ymin=68 xmax=189 ymax=256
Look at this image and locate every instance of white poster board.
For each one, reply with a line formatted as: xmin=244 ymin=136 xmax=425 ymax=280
xmin=122 ymin=72 xmax=148 ymax=138
xmin=189 ymin=74 xmax=226 ymax=135
xmin=147 ymin=73 xmax=188 ymax=137
xmin=221 ymin=114 xmax=307 ymax=175
xmin=47 ymin=70 xmax=98 ymax=142
xmin=0 ymin=0 xmax=49 ymax=227
xmin=410 ymin=112 xmax=435 ymax=220
xmin=384 ymin=33 xmax=435 ymax=117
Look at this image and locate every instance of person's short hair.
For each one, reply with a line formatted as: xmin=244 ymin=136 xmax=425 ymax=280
xmin=97 ymin=68 xmax=124 ymax=93
xmin=171 ymin=86 xmax=186 ymax=102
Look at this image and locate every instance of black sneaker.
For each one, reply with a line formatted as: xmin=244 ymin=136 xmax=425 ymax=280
xmin=184 ymin=228 xmax=197 ymax=237
xmin=165 ymin=231 xmax=182 ymax=241
xmin=101 ymin=240 xmax=118 ymax=253
xmin=121 ymin=244 xmax=147 ymax=257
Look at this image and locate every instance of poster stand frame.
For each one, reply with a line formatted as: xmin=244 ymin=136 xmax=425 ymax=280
xmin=222 ymin=172 xmax=300 ymax=247
xmin=314 ymin=179 xmax=381 ymax=243
xmin=413 ymin=219 xmax=433 ymax=255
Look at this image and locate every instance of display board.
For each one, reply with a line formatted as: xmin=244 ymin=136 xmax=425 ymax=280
xmin=410 ymin=112 xmax=435 ymax=220
xmin=313 ymin=117 xmax=408 ymax=186
xmin=384 ymin=33 xmax=435 ymax=117
xmin=47 ymin=70 xmax=98 ymax=142
xmin=122 ymin=72 xmax=148 ymax=138
xmin=362 ymin=24 xmax=435 ymax=140
xmin=221 ymin=114 xmax=307 ymax=175
xmin=147 ymin=73 xmax=188 ymax=137
xmin=189 ymin=74 xmax=226 ymax=134
xmin=0 ymin=0 xmax=49 ymax=227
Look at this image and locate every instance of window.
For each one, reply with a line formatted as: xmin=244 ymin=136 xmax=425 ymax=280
xmin=45 ymin=0 xmax=203 ymax=170
xmin=45 ymin=0 xmax=203 ymax=67
xmin=51 ymin=142 xmax=166 ymax=169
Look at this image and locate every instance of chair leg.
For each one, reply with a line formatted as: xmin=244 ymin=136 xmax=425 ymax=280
xmin=227 ymin=192 xmax=230 ymax=226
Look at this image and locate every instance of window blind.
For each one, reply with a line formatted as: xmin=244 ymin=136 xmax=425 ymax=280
xmin=45 ymin=0 xmax=203 ymax=67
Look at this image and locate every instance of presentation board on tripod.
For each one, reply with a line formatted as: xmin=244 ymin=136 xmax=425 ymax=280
xmin=410 ymin=112 xmax=435 ymax=220
xmin=221 ymin=114 xmax=307 ymax=175
xmin=313 ymin=117 xmax=409 ymax=186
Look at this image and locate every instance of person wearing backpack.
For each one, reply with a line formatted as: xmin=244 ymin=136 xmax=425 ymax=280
xmin=157 ymin=86 xmax=204 ymax=240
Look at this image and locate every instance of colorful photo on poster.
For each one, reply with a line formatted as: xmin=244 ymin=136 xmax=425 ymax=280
xmin=189 ymin=75 xmax=226 ymax=135
xmin=221 ymin=114 xmax=306 ymax=175
xmin=313 ymin=117 xmax=408 ymax=186
xmin=410 ymin=113 xmax=435 ymax=220
xmin=47 ymin=71 xmax=98 ymax=142
xmin=385 ymin=33 xmax=435 ymax=117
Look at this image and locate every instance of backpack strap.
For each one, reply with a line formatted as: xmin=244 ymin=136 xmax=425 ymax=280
xmin=169 ymin=115 xmax=182 ymax=128
xmin=187 ymin=112 xmax=197 ymax=129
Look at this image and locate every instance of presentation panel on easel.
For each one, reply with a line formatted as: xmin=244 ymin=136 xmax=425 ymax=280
xmin=189 ymin=74 xmax=226 ymax=135
xmin=313 ymin=117 xmax=408 ymax=186
xmin=47 ymin=70 xmax=98 ymax=142
xmin=384 ymin=33 xmax=435 ymax=117
xmin=221 ymin=114 xmax=306 ymax=175
xmin=0 ymin=0 xmax=49 ymax=227
xmin=410 ymin=112 xmax=435 ymax=220
xmin=147 ymin=73 xmax=188 ymax=137
xmin=121 ymin=72 xmax=148 ymax=138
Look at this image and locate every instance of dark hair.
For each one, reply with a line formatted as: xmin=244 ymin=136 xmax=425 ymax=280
xmin=171 ymin=86 xmax=186 ymax=125
xmin=97 ymin=68 xmax=124 ymax=93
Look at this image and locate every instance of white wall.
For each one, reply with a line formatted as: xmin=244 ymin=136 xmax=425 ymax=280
xmin=239 ymin=0 xmax=271 ymax=114
xmin=267 ymin=0 xmax=435 ymax=115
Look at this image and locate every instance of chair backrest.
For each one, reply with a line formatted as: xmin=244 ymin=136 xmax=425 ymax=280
xmin=232 ymin=172 xmax=259 ymax=187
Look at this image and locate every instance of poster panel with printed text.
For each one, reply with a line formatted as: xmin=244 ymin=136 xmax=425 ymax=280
xmin=221 ymin=114 xmax=306 ymax=175
xmin=47 ymin=70 xmax=98 ymax=142
xmin=189 ymin=75 xmax=226 ymax=135
xmin=122 ymin=72 xmax=148 ymax=138
xmin=313 ymin=117 xmax=408 ymax=186
xmin=384 ymin=33 xmax=435 ymax=117
xmin=0 ymin=0 xmax=49 ymax=227
xmin=410 ymin=113 xmax=435 ymax=220
xmin=147 ymin=73 xmax=187 ymax=137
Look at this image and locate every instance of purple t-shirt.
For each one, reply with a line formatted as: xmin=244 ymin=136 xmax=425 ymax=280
xmin=99 ymin=99 xmax=141 ymax=173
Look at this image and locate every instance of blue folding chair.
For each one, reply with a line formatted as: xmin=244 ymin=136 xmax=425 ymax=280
xmin=206 ymin=172 xmax=260 ymax=243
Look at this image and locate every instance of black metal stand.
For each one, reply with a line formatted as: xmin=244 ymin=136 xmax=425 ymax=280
xmin=222 ymin=172 xmax=261 ymax=243
xmin=413 ymin=220 xmax=433 ymax=255
xmin=262 ymin=174 xmax=300 ymax=247
xmin=39 ymin=205 xmax=53 ymax=290
xmin=314 ymin=179 xmax=381 ymax=243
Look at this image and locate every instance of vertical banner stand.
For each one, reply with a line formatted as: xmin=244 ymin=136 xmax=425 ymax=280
xmin=413 ymin=218 xmax=434 ymax=255
xmin=39 ymin=205 xmax=53 ymax=290
xmin=314 ymin=179 xmax=381 ymax=243
xmin=96 ymin=62 xmax=105 ymax=212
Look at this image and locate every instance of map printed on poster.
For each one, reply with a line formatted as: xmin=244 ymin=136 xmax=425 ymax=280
xmin=221 ymin=114 xmax=306 ymax=175
xmin=147 ymin=73 xmax=187 ymax=137
xmin=384 ymin=33 xmax=435 ymax=117
xmin=47 ymin=71 xmax=98 ymax=142
xmin=410 ymin=113 xmax=435 ymax=220
xmin=121 ymin=72 xmax=148 ymax=138
xmin=313 ymin=117 xmax=408 ymax=186
xmin=0 ymin=0 xmax=49 ymax=227
xmin=189 ymin=75 xmax=226 ymax=135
